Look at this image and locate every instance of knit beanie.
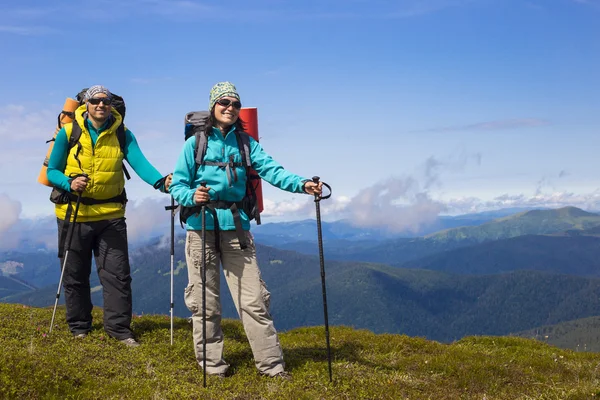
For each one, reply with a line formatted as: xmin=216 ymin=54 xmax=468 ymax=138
xmin=84 ymin=85 xmax=112 ymax=101
xmin=209 ymin=81 xmax=240 ymax=110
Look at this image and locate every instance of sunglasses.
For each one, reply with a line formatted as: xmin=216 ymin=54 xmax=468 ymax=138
xmin=88 ymin=97 xmax=112 ymax=105
xmin=216 ymin=98 xmax=242 ymax=109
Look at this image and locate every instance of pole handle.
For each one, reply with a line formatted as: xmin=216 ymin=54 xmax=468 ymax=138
xmin=311 ymin=176 xmax=332 ymax=201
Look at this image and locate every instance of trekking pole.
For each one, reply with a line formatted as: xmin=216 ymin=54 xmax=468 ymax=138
xmin=49 ymin=173 xmax=87 ymax=333
xmin=170 ymin=196 xmax=175 ymax=345
xmin=200 ymin=181 xmax=208 ymax=388
xmin=311 ymin=176 xmax=333 ymax=382
xmin=164 ymin=197 xmax=177 ymax=345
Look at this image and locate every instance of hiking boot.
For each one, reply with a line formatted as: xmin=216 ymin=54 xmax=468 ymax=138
xmin=73 ymin=333 xmax=88 ymax=339
xmin=262 ymin=371 xmax=292 ymax=380
xmin=119 ymin=338 xmax=140 ymax=348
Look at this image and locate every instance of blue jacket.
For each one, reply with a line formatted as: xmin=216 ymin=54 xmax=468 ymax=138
xmin=170 ymin=126 xmax=308 ymax=231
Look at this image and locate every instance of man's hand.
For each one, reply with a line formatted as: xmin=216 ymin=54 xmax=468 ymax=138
xmin=164 ymin=174 xmax=173 ymax=193
xmin=194 ymin=185 xmax=211 ymax=205
xmin=70 ymin=175 xmax=89 ymax=192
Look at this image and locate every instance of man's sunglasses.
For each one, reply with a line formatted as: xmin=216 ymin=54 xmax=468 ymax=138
xmin=88 ymin=97 xmax=112 ymax=105
xmin=216 ymin=98 xmax=242 ymax=109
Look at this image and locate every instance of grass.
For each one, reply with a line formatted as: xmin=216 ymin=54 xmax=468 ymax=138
xmin=1 ymin=302 xmax=600 ymax=399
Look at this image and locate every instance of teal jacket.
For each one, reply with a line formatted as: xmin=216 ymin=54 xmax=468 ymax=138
xmin=170 ymin=126 xmax=308 ymax=231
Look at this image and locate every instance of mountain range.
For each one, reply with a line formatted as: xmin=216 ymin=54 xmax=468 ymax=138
xmin=3 ymin=206 xmax=600 ymax=344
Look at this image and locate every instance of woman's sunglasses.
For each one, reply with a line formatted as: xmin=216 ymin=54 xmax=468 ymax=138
xmin=216 ymin=98 xmax=242 ymax=109
xmin=88 ymin=97 xmax=112 ymax=105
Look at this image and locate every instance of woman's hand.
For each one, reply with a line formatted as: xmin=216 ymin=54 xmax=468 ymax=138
xmin=303 ymin=181 xmax=323 ymax=196
xmin=194 ymin=185 xmax=211 ymax=205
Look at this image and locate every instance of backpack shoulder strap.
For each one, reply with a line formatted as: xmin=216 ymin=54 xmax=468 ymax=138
xmin=67 ymin=122 xmax=84 ymax=172
xmin=117 ymin=124 xmax=131 ymax=180
xmin=68 ymin=117 xmax=125 ymax=152
xmin=187 ymin=130 xmax=207 ymax=184
xmin=68 ymin=119 xmax=131 ymax=180
xmin=234 ymin=131 xmax=252 ymax=169
xmin=194 ymin=131 xmax=208 ymax=166
xmin=234 ymin=131 xmax=261 ymax=225
xmin=116 ymin=123 xmax=127 ymax=153
xmin=68 ymin=121 xmax=82 ymax=150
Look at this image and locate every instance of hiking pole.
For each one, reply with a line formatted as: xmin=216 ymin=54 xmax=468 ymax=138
xmin=164 ymin=197 xmax=178 ymax=345
xmin=170 ymin=196 xmax=175 ymax=345
xmin=200 ymin=181 xmax=208 ymax=388
xmin=50 ymin=174 xmax=87 ymax=333
xmin=311 ymin=176 xmax=333 ymax=382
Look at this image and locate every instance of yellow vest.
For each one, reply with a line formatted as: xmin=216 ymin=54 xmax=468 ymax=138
xmin=55 ymin=105 xmax=127 ymax=222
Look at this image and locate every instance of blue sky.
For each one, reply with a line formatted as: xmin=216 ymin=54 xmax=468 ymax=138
xmin=0 ymin=0 xmax=599 ymax=246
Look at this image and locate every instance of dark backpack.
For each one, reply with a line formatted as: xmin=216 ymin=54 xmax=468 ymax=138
xmin=50 ymin=89 xmax=130 ymax=256
xmin=180 ymin=111 xmax=262 ymax=226
xmin=57 ymin=88 xmax=130 ymax=180
xmin=75 ymin=88 xmax=126 ymax=121
xmin=48 ymin=88 xmax=131 ymax=206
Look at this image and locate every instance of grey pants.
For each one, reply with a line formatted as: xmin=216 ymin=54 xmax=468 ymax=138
xmin=184 ymin=230 xmax=285 ymax=376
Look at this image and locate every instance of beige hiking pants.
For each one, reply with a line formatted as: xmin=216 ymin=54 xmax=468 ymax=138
xmin=184 ymin=230 xmax=285 ymax=376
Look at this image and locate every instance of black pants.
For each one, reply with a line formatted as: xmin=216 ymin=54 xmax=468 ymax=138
xmin=57 ymin=217 xmax=133 ymax=340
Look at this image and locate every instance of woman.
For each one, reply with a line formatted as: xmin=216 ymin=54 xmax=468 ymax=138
xmin=170 ymin=81 xmax=322 ymax=378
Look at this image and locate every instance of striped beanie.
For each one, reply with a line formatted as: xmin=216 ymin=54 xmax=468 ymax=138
xmin=84 ymin=85 xmax=112 ymax=101
xmin=209 ymin=82 xmax=240 ymax=111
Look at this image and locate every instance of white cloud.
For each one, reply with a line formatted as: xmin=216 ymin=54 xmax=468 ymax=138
xmin=328 ymin=154 xmax=480 ymax=233
xmin=443 ymin=190 xmax=600 ymax=215
xmin=384 ymin=0 xmax=482 ymax=18
xmin=0 ymin=194 xmax=23 ymax=250
xmin=0 ymin=194 xmax=21 ymax=232
xmin=0 ymin=24 xmax=57 ymax=35
xmin=343 ymin=176 xmax=446 ymax=233
xmin=261 ymin=194 xmax=351 ymax=222
xmin=571 ymin=0 xmax=600 ymax=6
xmin=0 ymin=260 xmax=24 ymax=275
xmin=0 ymin=0 xmax=483 ymax=33
xmin=0 ymin=105 xmax=56 ymax=142
xmin=4 ymin=185 xmax=600 ymax=252
xmin=0 ymin=193 xmax=174 ymax=251
xmin=412 ymin=118 xmax=551 ymax=133
xmin=124 ymin=197 xmax=173 ymax=243
xmin=262 ymin=197 xmax=312 ymax=217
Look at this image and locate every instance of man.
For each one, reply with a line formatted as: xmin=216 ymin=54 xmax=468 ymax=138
xmin=47 ymin=85 xmax=171 ymax=347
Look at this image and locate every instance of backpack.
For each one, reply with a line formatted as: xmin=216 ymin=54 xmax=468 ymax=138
xmin=49 ymin=89 xmax=130 ymax=257
xmin=71 ymin=88 xmax=130 ymax=179
xmin=48 ymin=88 xmax=131 ymax=206
xmin=179 ymin=111 xmax=262 ymax=247
xmin=50 ymin=88 xmax=130 ymax=180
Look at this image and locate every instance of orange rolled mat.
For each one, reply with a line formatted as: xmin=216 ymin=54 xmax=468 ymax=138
xmin=239 ymin=107 xmax=264 ymax=214
xmin=37 ymin=98 xmax=80 ymax=186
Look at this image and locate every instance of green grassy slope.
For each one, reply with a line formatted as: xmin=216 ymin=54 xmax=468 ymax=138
xmin=2 ymin=303 xmax=600 ymax=400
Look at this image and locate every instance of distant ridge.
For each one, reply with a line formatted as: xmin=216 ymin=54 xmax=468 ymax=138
xmin=310 ymin=206 xmax=600 ymax=265
xmin=425 ymin=206 xmax=600 ymax=243
xmin=515 ymin=315 xmax=600 ymax=352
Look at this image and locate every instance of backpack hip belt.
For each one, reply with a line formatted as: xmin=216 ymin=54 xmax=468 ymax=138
xmin=181 ymin=200 xmax=248 ymax=250
xmin=53 ymin=189 xmax=128 ymax=257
